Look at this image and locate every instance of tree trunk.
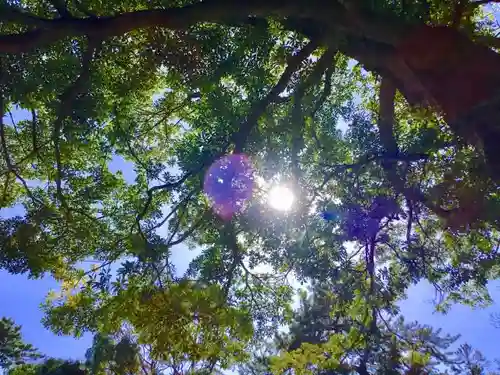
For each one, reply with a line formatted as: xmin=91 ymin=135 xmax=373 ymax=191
xmin=392 ymin=25 xmax=500 ymax=180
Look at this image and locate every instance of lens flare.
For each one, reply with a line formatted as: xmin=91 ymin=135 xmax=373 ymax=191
xmin=204 ymin=154 xmax=254 ymax=220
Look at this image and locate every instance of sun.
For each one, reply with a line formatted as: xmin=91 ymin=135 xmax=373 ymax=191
xmin=267 ymin=185 xmax=295 ymax=211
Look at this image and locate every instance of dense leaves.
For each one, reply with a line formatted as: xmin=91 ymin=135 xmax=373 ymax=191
xmin=8 ymin=358 xmax=87 ymax=375
xmin=0 ymin=317 xmax=41 ymax=370
xmin=1 ymin=0 xmax=500 ymax=373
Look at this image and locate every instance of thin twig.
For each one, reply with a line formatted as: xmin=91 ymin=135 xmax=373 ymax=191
xmin=166 ymin=209 xmax=208 ymax=248
xmin=31 ymin=109 xmax=38 ymax=156
xmin=0 ymin=70 xmax=42 ymax=205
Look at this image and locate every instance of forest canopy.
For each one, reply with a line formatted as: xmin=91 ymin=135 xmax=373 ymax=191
xmin=1 ymin=0 xmax=500 ymax=374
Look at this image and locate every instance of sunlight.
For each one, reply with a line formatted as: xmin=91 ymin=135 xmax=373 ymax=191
xmin=267 ymin=185 xmax=294 ymax=211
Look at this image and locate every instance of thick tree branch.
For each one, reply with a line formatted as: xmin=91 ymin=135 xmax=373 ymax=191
xmin=312 ymin=64 xmax=335 ymax=118
xmin=378 ymin=79 xmax=399 ymax=158
xmin=0 ymin=0 xmax=401 ymax=54
xmin=0 ymin=1 xmax=279 ymax=53
xmin=0 ymin=4 xmax=52 ymax=27
xmin=338 ymin=37 xmax=432 ymax=108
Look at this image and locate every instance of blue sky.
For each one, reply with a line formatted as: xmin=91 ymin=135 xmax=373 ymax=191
xmin=400 ymin=281 xmax=500 ymax=360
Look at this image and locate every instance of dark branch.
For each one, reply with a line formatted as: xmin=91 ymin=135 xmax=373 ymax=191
xmin=471 ymin=0 xmax=500 ymax=6
xmin=290 ymin=47 xmax=337 ymax=178
xmin=136 ymin=171 xmax=194 ymax=227
xmin=167 ymin=209 xmax=208 ymax=248
xmin=0 ymin=4 xmax=52 ymax=27
xmin=0 ymin=0 xmax=399 ymax=54
xmin=0 ymin=76 xmax=41 ymax=205
xmin=377 ymin=78 xmax=450 ymax=219
xmin=48 ymin=0 xmax=72 ymax=18
xmin=53 ymin=37 xmax=101 ymax=213
xmin=0 ymin=1 xmax=278 ymax=53
xmin=31 ymin=110 xmax=38 ymax=156
xmin=222 ymin=224 xmax=242 ymax=299
xmin=475 ymin=34 xmax=500 ymax=50
xmin=232 ymin=39 xmax=320 ymax=152
xmin=312 ymin=63 xmax=335 ymax=117
xmin=452 ymin=0 xmax=468 ymax=28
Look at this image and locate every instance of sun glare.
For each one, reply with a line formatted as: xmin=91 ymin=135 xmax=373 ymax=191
xmin=268 ymin=185 xmax=294 ymax=211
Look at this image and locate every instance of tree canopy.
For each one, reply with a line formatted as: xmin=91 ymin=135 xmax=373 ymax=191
xmin=0 ymin=317 xmax=42 ymax=370
xmin=1 ymin=0 xmax=500 ymax=374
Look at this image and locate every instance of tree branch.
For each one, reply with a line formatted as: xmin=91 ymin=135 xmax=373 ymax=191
xmin=377 ymin=78 xmax=450 ymax=220
xmin=136 ymin=171 xmax=194 ymax=226
xmin=31 ymin=110 xmax=38 ymax=157
xmin=312 ymin=63 xmax=335 ymax=118
xmin=290 ymin=47 xmax=337 ymax=179
xmin=222 ymin=224 xmax=242 ymax=299
xmin=406 ymin=198 xmax=413 ymax=245
xmin=475 ymin=34 xmax=500 ymax=50
xmin=0 ymin=82 xmax=41 ymax=205
xmin=48 ymin=0 xmax=72 ymax=18
xmin=53 ymin=37 xmax=101 ymax=213
xmin=0 ymin=4 xmax=52 ymax=28
xmin=167 ymin=210 xmax=208 ymax=248
xmin=134 ymin=42 xmax=318 ymax=237
xmin=452 ymin=0 xmax=468 ymax=28
xmin=471 ymin=0 xmax=500 ymax=6
xmin=147 ymin=188 xmax=197 ymax=234
xmin=0 ymin=0 xmax=400 ymax=54
xmin=0 ymin=1 xmax=277 ymax=53
xmin=232 ymin=38 xmax=320 ymax=152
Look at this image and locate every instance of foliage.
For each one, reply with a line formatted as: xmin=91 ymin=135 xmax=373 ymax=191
xmin=1 ymin=0 xmax=500 ymax=373
xmin=85 ymin=333 xmax=141 ymax=375
xmin=0 ymin=317 xmax=42 ymax=370
xmin=8 ymin=358 xmax=86 ymax=375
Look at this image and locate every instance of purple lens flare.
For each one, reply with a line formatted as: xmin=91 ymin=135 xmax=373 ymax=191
xmin=204 ymin=154 xmax=255 ymax=220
